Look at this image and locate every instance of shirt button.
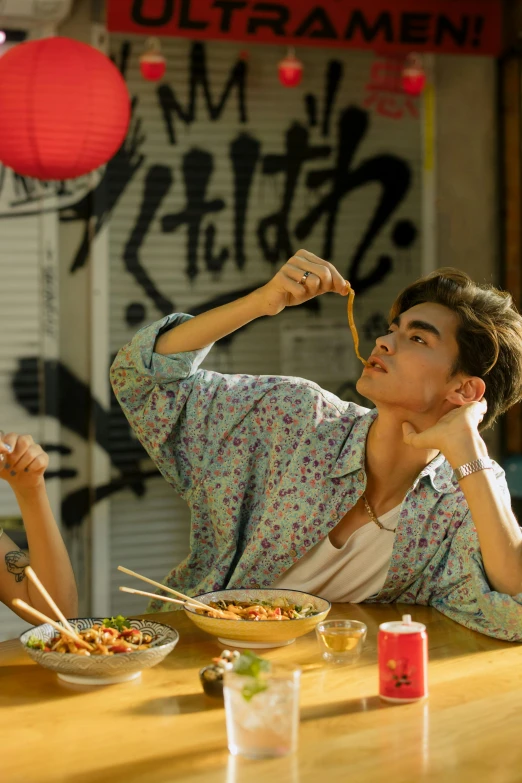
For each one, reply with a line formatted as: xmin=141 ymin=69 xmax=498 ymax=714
xmin=358 ymin=471 xmax=365 ymax=482
xmin=289 ymin=549 xmax=297 ymax=558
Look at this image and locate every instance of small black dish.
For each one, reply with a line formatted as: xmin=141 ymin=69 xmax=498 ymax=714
xmin=198 ymin=649 xmax=240 ymax=699
xmin=199 ymin=664 xmax=225 ymax=699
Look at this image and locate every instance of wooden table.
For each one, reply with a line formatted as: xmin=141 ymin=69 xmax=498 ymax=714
xmin=1 ymin=603 xmax=521 ymax=783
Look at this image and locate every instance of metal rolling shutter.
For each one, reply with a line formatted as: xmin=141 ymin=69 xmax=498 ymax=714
xmin=0 ymin=217 xmax=41 ymax=468
xmin=0 ymin=199 xmax=61 ymax=640
xmin=107 ymin=35 xmax=422 ymax=613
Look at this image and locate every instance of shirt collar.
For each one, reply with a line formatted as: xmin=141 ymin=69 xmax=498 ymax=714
xmin=328 ymin=408 xmax=377 ymax=478
xmin=329 ymin=408 xmax=458 ymax=494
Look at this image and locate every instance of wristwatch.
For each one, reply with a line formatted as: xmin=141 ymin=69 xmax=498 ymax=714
xmin=454 ymin=457 xmax=493 ymax=482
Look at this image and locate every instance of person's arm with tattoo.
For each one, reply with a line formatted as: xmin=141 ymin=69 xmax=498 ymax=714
xmin=0 ymin=434 xmax=78 ymax=621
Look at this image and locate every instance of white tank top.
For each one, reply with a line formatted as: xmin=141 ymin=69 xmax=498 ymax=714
xmin=272 ymin=504 xmax=400 ymax=603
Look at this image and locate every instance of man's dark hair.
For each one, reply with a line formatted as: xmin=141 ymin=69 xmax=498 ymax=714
xmin=389 ymin=268 xmax=522 ymax=430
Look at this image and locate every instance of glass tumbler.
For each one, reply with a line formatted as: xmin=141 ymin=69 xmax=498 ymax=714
xmin=316 ymin=619 xmax=367 ymax=664
xmin=223 ymin=663 xmax=301 ymax=759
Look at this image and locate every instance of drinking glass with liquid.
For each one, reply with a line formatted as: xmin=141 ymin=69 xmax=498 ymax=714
xmin=224 ymin=663 xmax=301 ymax=759
xmin=316 ymin=619 xmax=367 ymax=664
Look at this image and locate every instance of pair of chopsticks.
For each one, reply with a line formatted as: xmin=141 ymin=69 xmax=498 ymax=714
xmin=13 ymin=568 xmax=91 ymax=650
xmin=14 ymin=563 xmax=227 ymax=646
xmin=117 ymin=565 xmax=228 ymax=619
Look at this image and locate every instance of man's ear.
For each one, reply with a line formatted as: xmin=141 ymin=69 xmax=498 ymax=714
xmin=446 ymin=376 xmax=486 ymax=406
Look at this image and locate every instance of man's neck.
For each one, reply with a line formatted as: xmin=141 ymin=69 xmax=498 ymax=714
xmin=364 ymin=409 xmax=440 ymax=506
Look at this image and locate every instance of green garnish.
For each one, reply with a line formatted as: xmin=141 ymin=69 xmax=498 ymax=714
xmin=102 ymin=615 xmax=128 ymax=632
xmin=26 ymin=635 xmax=46 ymax=650
xmin=241 ymin=680 xmax=269 ymax=701
xmin=233 ymin=651 xmax=270 ymax=701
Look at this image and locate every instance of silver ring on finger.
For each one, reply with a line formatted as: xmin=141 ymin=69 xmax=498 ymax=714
xmin=299 ymin=271 xmax=311 ymax=286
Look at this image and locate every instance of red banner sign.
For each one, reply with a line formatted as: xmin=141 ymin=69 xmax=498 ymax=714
xmin=107 ymin=0 xmax=502 ymax=56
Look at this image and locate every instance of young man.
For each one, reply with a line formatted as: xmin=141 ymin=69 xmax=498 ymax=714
xmin=111 ymin=251 xmax=522 ymax=641
xmin=0 ymin=433 xmax=78 ymax=621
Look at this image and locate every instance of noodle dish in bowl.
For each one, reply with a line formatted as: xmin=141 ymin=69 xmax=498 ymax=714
xmin=20 ymin=616 xmax=179 ymax=685
xmin=184 ymin=588 xmax=331 ymax=648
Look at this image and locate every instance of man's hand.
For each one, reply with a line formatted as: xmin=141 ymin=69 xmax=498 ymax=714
xmin=255 ymin=249 xmax=350 ymax=316
xmin=0 ymin=434 xmax=49 ymax=493
xmin=404 ymin=400 xmax=522 ymax=597
xmin=402 ymin=401 xmax=488 ymax=466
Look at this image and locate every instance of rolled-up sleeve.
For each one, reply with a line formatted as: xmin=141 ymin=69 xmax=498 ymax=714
xmin=110 ymin=314 xmax=214 ymax=496
xmin=110 ymin=313 xmax=311 ymax=500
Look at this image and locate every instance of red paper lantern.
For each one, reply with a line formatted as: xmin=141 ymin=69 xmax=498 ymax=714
xmin=0 ymin=37 xmax=130 ymax=180
xmin=140 ymin=38 xmax=166 ymax=82
xmin=401 ymin=54 xmax=426 ymax=97
xmin=278 ymin=49 xmax=303 ymax=88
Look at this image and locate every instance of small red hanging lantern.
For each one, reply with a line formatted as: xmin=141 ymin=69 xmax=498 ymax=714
xmin=0 ymin=37 xmax=130 ymax=180
xmin=278 ymin=48 xmax=303 ymax=88
xmin=401 ymin=53 xmax=426 ymax=97
xmin=140 ymin=38 xmax=166 ymax=82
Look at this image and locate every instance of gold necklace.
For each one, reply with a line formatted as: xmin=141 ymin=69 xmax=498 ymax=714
xmin=362 ymin=494 xmax=397 ymax=533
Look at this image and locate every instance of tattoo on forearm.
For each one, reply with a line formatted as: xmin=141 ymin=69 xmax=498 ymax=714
xmin=5 ymin=550 xmax=30 ymax=582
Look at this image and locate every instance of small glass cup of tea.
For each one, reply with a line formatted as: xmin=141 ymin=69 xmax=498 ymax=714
xmin=316 ymin=619 xmax=367 ymax=665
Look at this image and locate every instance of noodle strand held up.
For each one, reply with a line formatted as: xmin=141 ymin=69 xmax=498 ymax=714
xmin=347 ymin=286 xmax=368 ymax=366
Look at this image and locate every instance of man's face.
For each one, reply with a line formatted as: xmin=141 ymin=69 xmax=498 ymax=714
xmin=356 ymin=302 xmax=463 ymax=418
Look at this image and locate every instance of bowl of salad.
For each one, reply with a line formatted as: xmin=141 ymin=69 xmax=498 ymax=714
xmin=20 ymin=615 xmax=179 ymax=685
xmin=184 ymin=588 xmax=330 ymax=648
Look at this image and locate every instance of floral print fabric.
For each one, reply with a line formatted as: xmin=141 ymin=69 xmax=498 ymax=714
xmin=110 ymin=313 xmax=522 ymax=641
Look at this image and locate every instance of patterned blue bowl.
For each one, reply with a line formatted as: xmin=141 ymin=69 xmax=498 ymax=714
xmin=20 ymin=617 xmax=179 ymax=685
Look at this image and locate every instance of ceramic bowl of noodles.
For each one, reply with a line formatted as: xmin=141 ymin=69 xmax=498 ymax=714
xmin=184 ymin=588 xmax=331 ymax=648
xmin=20 ymin=617 xmax=179 ymax=685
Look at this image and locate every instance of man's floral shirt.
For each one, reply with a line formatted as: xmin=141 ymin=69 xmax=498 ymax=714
xmin=110 ymin=314 xmax=522 ymax=641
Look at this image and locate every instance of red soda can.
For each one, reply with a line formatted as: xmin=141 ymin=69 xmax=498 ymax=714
xmin=378 ymin=614 xmax=428 ymax=703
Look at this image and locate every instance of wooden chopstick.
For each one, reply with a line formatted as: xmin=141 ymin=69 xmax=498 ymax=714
xmin=25 ymin=566 xmax=79 ymax=640
xmin=119 ymin=585 xmax=202 ymax=611
xmin=13 ymin=600 xmax=92 ymax=650
xmin=119 ymin=586 xmax=223 ymax=616
xmin=117 ymin=565 xmax=222 ymax=615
